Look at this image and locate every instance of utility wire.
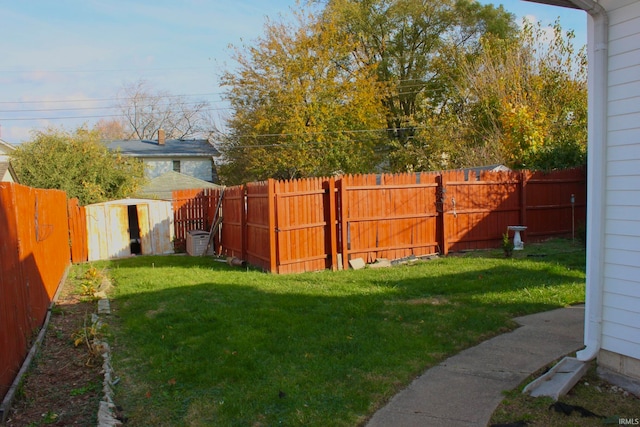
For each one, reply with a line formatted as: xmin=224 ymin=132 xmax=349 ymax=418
xmin=0 ymin=78 xmax=440 ymax=106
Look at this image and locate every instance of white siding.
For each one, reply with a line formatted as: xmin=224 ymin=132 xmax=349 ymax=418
xmin=182 ymin=160 xmax=213 ymax=182
xmin=144 ymin=157 xmax=213 ymax=181
xmin=602 ymin=0 xmax=640 ymax=361
xmin=145 ymin=159 xmax=172 ymax=178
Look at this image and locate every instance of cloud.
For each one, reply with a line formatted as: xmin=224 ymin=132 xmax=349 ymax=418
xmin=519 ymin=14 xmax=558 ymax=45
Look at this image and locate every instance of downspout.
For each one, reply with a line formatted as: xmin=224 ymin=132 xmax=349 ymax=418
xmin=567 ymin=0 xmax=609 ymax=362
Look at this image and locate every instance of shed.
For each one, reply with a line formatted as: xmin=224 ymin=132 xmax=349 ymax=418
xmin=85 ymin=198 xmax=174 ymax=261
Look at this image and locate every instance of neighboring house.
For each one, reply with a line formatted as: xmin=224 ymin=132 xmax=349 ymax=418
xmin=105 ymin=130 xmax=220 ymax=183
xmin=0 ymin=163 xmax=18 ymax=183
xmin=0 ymin=139 xmax=14 ymax=161
xmin=134 ymin=170 xmax=223 ymax=200
xmin=524 ymin=0 xmax=640 ymax=392
xmin=0 ymin=139 xmax=18 ymax=183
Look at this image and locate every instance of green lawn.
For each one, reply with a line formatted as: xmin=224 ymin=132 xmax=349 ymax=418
xmin=92 ymin=239 xmax=585 ymax=426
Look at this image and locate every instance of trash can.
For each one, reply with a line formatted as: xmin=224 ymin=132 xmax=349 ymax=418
xmin=186 ymin=230 xmax=211 ymax=256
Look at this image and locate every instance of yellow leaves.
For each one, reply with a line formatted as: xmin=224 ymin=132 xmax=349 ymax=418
xmin=500 ymin=101 xmax=549 ymax=165
xmin=220 ymin=2 xmax=387 ymax=182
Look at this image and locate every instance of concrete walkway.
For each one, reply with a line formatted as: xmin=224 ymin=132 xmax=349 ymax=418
xmin=366 ymin=305 xmax=585 ymax=427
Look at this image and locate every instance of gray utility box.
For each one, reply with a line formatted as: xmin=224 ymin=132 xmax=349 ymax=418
xmin=186 ymin=230 xmax=213 ymax=256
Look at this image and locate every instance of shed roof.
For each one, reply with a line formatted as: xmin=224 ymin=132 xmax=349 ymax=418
xmin=105 ymin=138 xmax=220 ymax=158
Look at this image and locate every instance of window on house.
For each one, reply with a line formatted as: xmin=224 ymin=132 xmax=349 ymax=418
xmin=173 ymin=160 xmax=181 ymax=173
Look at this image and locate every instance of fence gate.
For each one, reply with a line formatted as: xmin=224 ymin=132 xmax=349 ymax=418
xmin=272 ymin=178 xmax=337 ymax=274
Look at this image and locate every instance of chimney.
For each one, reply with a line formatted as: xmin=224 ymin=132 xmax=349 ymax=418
xmin=158 ymin=129 xmax=166 ymax=145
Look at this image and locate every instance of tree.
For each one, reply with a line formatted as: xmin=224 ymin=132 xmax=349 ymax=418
xmin=382 ymin=17 xmax=587 ymax=172
xmin=218 ymin=7 xmax=388 ymax=184
xmin=448 ymin=20 xmax=587 ymax=170
xmin=116 ymin=80 xmax=212 ymax=140
xmin=320 ymin=0 xmax=518 ymax=170
xmin=11 ymin=127 xmax=144 ymax=205
xmin=93 ymin=118 xmax=127 ymax=140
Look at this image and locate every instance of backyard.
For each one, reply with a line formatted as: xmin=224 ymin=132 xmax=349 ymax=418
xmin=101 ymin=239 xmax=585 ymax=426
xmin=6 ymin=239 xmax=589 ymax=426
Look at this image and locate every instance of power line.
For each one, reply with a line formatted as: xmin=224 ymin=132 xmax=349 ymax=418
xmin=0 ymin=66 xmax=216 ymax=74
xmin=0 ymin=77 xmax=444 ymax=107
xmin=0 ymin=92 xmax=227 ymax=105
xmin=0 ymin=99 xmax=223 ymax=114
xmin=0 ymin=106 xmax=231 ymax=121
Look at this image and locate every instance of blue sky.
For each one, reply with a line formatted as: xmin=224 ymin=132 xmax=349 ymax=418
xmin=0 ymin=1 xmax=587 ymax=144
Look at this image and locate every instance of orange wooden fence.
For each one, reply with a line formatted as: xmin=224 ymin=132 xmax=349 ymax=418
xmin=341 ymin=172 xmax=440 ymax=264
xmin=0 ymin=183 xmax=71 ymax=404
xmin=180 ymin=167 xmax=585 ymax=274
xmin=172 ymin=188 xmax=222 ymax=252
xmin=67 ymin=198 xmax=87 ymax=263
xmin=219 ymin=185 xmax=246 ymax=260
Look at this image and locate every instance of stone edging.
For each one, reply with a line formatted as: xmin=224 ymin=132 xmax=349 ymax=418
xmin=94 ymin=299 xmax=122 ymax=427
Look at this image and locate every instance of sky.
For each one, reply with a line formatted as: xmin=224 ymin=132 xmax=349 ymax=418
xmin=0 ymin=1 xmax=588 ymax=145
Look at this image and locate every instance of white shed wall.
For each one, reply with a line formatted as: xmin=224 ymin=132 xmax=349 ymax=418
xmin=85 ymin=199 xmax=174 ymax=261
xmin=601 ymin=0 xmax=640 ymax=360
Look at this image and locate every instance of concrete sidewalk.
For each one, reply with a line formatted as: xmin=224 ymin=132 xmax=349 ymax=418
xmin=366 ymin=305 xmax=585 ymax=427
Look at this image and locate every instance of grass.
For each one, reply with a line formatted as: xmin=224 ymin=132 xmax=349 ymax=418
xmin=93 ymin=239 xmax=586 ymax=426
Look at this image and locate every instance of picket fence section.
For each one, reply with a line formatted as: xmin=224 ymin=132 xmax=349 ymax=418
xmin=0 ymin=183 xmax=71 ymax=405
xmin=174 ymin=167 xmax=586 ymax=274
xmin=172 ymin=188 xmax=222 ymax=253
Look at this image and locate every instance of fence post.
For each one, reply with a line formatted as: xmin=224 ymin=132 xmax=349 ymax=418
xmin=520 ymin=171 xmax=528 ymax=238
xmin=241 ymin=185 xmax=248 ymax=263
xmin=268 ymin=179 xmax=278 ymax=273
xmin=340 ymin=176 xmax=349 ymax=270
xmin=436 ymin=174 xmax=448 ymax=255
xmin=327 ymin=178 xmax=338 ymax=271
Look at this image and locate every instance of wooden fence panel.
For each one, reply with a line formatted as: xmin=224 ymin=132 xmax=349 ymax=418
xmin=0 ymin=183 xmax=70 ymax=403
xmin=273 ymin=177 xmax=334 ymax=274
xmin=220 ymin=185 xmax=246 ymax=259
xmin=172 ymin=188 xmax=220 ymax=252
xmin=68 ymin=198 xmax=87 ymax=263
xmin=523 ymin=168 xmax=587 ymax=239
xmin=0 ymin=183 xmax=27 ymax=403
xmin=245 ymin=181 xmax=274 ymax=272
xmin=442 ymin=170 xmax=521 ymax=253
xmin=340 ymin=173 xmax=440 ymax=266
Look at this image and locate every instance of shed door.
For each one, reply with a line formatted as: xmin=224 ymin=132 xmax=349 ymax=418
xmin=137 ymin=204 xmax=153 ymax=255
xmin=108 ymin=205 xmax=130 ymax=259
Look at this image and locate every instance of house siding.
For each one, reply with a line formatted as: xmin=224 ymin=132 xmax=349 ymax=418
xmin=144 ymin=157 xmax=214 ymax=182
xmin=602 ymin=0 xmax=640 ymax=363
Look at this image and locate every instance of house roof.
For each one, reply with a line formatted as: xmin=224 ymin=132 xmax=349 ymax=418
xmin=105 ymin=138 xmax=220 ymax=158
xmin=522 ymin=0 xmax=582 ymax=9
xmin=0 ymin=138 xmax=16 ymax=156
xmin=135 ymin=170 xmax=223 ymax=200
